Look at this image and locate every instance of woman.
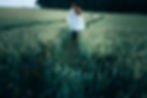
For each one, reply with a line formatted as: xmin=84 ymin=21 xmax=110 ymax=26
xmin=66 ymin=2 xmax=86 ymax=41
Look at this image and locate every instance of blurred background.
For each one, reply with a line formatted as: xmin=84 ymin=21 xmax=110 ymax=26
xmin=0 ymin=0 xmax=147 ymax=98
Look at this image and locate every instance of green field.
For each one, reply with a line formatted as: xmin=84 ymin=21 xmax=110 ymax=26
xmin=0 ymin=8 xmax=147 ymax=98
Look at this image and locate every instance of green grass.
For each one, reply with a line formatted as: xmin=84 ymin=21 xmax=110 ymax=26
xmin=0 ymin=8 xmax=147 ymax=98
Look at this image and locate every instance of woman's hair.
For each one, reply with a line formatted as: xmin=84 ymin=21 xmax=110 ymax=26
xmin=71 ymin=0 xmax=81 ymax=7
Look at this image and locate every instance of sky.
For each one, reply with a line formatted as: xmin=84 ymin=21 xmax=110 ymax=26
xmin=0 ymin=0 xmax=38 ymax=8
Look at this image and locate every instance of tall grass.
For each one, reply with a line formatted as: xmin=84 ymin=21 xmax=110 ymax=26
xmin=0 ymin=9 xmax=147 ymax=98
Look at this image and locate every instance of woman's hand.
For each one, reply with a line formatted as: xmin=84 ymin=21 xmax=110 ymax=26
xmin=75 ymin=7 xmax=82 ymax=15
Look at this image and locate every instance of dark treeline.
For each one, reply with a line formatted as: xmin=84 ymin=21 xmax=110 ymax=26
xmin=37 ymin=0 xmax=147 ymax=13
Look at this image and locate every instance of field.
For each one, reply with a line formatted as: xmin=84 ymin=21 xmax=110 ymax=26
xmin=0 ymin=8 xmax=147 ymax=98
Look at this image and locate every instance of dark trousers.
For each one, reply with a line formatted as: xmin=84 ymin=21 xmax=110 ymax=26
xmin=71 ymin=31 xmax=78 ymax=41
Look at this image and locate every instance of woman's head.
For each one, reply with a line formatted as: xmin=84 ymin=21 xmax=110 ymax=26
xmin=71 ymin=1 xmax=81 ymax=8
xmin=71 ymin=1 xmax=82 ymax=15
xmin=72 ymin=2 xmax=78 ymax=8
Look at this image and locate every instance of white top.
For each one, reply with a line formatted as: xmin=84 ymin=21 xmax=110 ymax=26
xmin=67 ymin=9 xmax=86 ymax=32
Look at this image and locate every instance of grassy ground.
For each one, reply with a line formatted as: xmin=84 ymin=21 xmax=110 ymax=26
xmin=0 ymin=8 xmax=147 ymax=98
